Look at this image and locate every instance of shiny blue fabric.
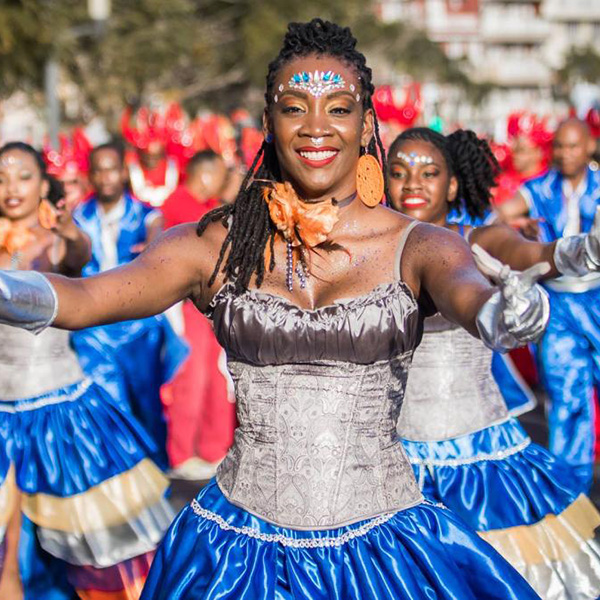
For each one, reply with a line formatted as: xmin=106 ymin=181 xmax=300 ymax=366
xmin=0 ymin=380 xmax=155 ymax=496
xmin=521 ymin=167 xmax=600 ymax=494
xmin=491 ymin=351 xmax=537 ymax=416
xmin=20 ymin=515 xmax=75 ymax=600
xmin=538 ymin=286 xmax=600 ymax=494
xmin=402 ymin=419 xmax=580 ymax=532
xmin=73 ymin=195 xmax=188 ymax=469
xmin=142 ymin=480 xmax=539 ymax=600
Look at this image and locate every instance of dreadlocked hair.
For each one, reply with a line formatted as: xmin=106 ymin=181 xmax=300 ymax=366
xmin=197 ymin=18 xmax=387 ymax=294
xmin=389 ymin=127 xmax=500 ymax=220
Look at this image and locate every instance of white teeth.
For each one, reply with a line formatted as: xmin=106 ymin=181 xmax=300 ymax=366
xmin=403 ymin=197 xmax=426 ymax=206
xmin=299 ymin=150 xmax=337 ymax=161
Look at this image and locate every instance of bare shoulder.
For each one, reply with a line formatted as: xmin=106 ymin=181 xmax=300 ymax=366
xmin=402 ymin=221 xmax=473 ymax=287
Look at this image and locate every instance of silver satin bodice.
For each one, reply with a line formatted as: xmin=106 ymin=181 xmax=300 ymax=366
xmin=397 ymin=314 xmax=508 ymax=442
xmin=208 ymin=279 xmax=424 ymax=529
xmin=0 ymin=324 xmax=84 ymax=400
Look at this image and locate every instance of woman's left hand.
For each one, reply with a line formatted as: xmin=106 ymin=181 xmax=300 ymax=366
xmin=472 ymin=243 xmax=550 ymax=351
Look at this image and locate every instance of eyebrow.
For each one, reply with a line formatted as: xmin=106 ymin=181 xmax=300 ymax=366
xmin=278 ymin=89 xmax=358 ymax=100
xmin=390 ymin=159 xmax=441 ymax=168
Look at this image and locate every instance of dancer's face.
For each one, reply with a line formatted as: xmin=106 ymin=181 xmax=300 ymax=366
xmin=387 ymin=139 xmax=457 ymax=227
xmin=265 ymin=54 xmax=374 ymax=202
xmin=0 ymin=149 xmax=48 ymax=222
xmin=553 ymin=121 xmax=595 ymax=179
xmin=89 ymin=148 xmax=128 ymax=204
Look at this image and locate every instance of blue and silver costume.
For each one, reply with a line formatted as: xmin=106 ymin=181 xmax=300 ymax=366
xmin=399 ymin=313 xmax=600 ymax=599
xmin=141 ymin=223 xmax=538 ymax=600
xmin=521 ymin=166 xmax=600 ymax=492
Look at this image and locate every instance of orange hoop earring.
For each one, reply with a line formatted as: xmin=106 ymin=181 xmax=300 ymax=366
xmin=356 ymin=154 xmax=384 ymax=208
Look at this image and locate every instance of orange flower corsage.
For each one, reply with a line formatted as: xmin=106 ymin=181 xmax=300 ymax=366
xmin=263 ymin=182 xmax=339 ymax=248
xmin=0 ymin=218 xmax=35 ymax=255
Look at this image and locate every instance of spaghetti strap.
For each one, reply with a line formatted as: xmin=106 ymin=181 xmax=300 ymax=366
xmin=394 ymin=219 xmax=420 ymax=281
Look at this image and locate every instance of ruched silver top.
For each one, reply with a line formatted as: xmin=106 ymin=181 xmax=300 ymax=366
xmin=208 ymin=226 xmax=425 ymax=529
xmin=397 ymin=314 xmax=508 ymax=442
xmin=0 ymin=324 xmax=84 ymax=400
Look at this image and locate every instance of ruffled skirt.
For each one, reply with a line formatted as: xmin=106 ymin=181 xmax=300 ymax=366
xmin=141 ymin=478 xmax=538 ymax=599
xmin=402 ymin=418 xmax=600 ymax=599
xmin=0 ymin=378 xmax=174 ymax=599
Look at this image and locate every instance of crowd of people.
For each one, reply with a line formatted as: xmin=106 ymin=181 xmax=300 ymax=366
xmin=1 ymin=16 xmax=600 ymax=600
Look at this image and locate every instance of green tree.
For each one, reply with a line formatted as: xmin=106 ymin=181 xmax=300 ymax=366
xmin=0 ymin=0 xmax=486 ymax=127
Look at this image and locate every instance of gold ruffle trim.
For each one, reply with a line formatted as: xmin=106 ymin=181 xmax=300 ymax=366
xmin=22 ymin=458 xmax=168 ymax=533
xmin=480 ymin=494 xmax=600 ymax=565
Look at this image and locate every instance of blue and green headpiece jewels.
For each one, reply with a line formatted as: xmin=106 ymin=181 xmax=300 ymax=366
xmin=287 ymin=70 xmax=346 ymax=98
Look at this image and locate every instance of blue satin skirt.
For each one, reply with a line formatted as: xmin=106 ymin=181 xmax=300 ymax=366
xmin=0 ymin=378 xmax=174 ymax=598
xmin=71 ymin=314 xmax=189 ymax=470
xmin=141 ymin=478 xmax=539 ymax=600
xmin=402 ymin=418 xmax=600 ymax=599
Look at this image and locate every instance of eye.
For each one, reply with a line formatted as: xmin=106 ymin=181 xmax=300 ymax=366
xmin=423 ymin=169 xmax=440 ymax=179
xmin=281 ymin=105 xmax=304 ymax=114
xmin=329 ymin=106 xmax=352 ymax=115
xmin=389 ymin=170 xmax=405 ymax=180
xmin=20 ymin=172 xmax=33 ymax=180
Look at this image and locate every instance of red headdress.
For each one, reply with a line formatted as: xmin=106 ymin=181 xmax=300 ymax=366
xmin=585 ymin=107 xmax=600 ymax=139
xmin=43 ymin=128 xmax=92 ymax=178
xmin=506 ymin=111 xmax=553 ymax=151
xmin=372 ymin=84 xmax=421 ymax=128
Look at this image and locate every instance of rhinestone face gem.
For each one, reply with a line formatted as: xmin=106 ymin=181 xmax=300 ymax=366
xmin=287 ymin=70 xmax=346 ymax=98
xmin=396 ymin=151 xmax=434 ymax=167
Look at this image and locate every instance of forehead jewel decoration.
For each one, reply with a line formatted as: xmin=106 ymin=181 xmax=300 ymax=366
xmin=287 ymin=70 xmax=346 ymax=98
xmin=396 ymin=151 xmax=434 ymax=167
xmin=0 ymin=155 xmax=23 ymax=168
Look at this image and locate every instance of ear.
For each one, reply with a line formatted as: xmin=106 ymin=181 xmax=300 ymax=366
xmin=262 ymin=109 xmax=273 ymax=141
xmin=587 ymin=137 xmax=597 ymax=157
xmin=447 ymin=175 xmax=458 ymax=203
xmin=360 ymin=108 xmax=375 ymax=149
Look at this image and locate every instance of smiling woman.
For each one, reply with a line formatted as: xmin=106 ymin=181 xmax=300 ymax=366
xmin=0 ymin=20 xmax=551 ymax=600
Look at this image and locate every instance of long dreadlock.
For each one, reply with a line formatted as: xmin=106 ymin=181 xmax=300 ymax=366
xmin=197 ymin=18 xmax=387 ymax=294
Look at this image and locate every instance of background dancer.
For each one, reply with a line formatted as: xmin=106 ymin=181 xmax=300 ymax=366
xmin=161 ymin=150 xmax=235 ymax=479
xmin=498 ymin=118 xmax=600 ymax=493
xmin=389 ymin=126 xmax=600 ymax=599
xmin=72 ymin=141 xmax=188 ymax=469
xmin=0 ymin=142 xmax=173 ymax=600
xmin=0 ymin=20 xmax=547 ymax=600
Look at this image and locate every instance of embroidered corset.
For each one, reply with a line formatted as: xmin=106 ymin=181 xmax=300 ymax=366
xmin=397 ymin=314 xmax=508 ymax=442
xmin=0 ymin=324 xmax=84 ymax=400
xmin=208 ymin=281 xmax=424 ymax=529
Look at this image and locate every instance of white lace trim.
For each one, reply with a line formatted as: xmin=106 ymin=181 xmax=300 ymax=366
xmin=409 ymin=437 xmax=531 ymax=468
xmin=189 ymin=499 xmax=397 ymax=548
xmin=0 ymin=379 xmax=93 ymax=413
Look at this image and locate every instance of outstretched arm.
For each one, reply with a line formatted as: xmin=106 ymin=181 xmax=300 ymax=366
xmin=470 ymin=223 xmax=559 ymax=277
xmin=402 ymin=223 xmax=549 ymax=349
xmin=403 ymin=223 xmax=494 ymax=337
xmin=1 ymin=222 xmax=226 ymax=331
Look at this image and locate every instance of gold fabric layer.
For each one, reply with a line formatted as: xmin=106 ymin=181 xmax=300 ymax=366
xmin=480 ymin=494 xmax=600 ymax=565
xmin=0 ymin=466 xmax=17 ymax=530
xmin=22 ymin=458 xmax=168 ymax=533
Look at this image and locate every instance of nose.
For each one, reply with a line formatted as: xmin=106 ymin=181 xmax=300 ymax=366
xmin=402 ymin=171 xmax=422 ymax=191
xmin=299 ymin=110 xmax=331 ymax=139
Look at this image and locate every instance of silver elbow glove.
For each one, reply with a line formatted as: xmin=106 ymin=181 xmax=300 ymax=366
xmin=0 ymin=270 xmax=58 ymax=334
xmin=472 ymin=244 xmax=550 ymax=352
xmin=553 ymin=208 xmax=600 ymax=277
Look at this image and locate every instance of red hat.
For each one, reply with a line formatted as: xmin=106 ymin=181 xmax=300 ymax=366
xmin=372 ymin=83 xmax=421 ymax=128
xmin=43 ymin=128 xmax=92 ymax=177
xmin=506 ymin=111 xmax=552 ymax=150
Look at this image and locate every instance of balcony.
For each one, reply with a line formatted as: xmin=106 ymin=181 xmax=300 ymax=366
xmin=478 ymin=56 xmax=553 ymax=86
xmin=543 ymin=0 xmax=600 ymax=21
xmin=481 ymin=9 xmax=551 ymax=43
